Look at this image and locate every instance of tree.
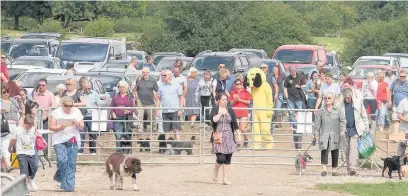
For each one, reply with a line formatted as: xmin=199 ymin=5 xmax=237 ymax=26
xmin=52 ymin=1 xmax=96 ymax=28
xmin=30 ymin=1 xmax=52 ymax=24
xmin=1 ymin=1 xmax=33 ymax=30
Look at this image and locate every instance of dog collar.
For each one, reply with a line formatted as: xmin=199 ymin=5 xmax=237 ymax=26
xmin=122 ymin=157 xmax=129 ymax=169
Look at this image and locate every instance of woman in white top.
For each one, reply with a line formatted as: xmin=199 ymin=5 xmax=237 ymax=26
xmin=362 ymin=72 xmax=378 ymax=122
xmin=49 ymin=96 xmax=84 ymax=192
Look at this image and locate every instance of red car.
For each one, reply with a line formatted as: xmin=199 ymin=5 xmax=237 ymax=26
xmin=347 ymin=65 xmax=398 ymax=89
xmin=272 ymin=45 xmax=328 ymax=71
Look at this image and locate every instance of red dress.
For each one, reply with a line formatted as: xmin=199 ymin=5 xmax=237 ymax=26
xmin=229 ymin=89 xmax=251 ymax=118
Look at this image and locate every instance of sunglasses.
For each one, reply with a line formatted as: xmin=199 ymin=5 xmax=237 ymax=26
xmin=260 ymin=67 xmax=268 ymax=69
xmin=2 ymin=91 xmax=8 ymax=94
xmin=400 ymin=76 xmax=406 ymax=78
xmin=324 ymin=97 xmax=332 ymax=100
xmin=161 ymin=74 xmax=167 ymax=76
xmin=1 ymin=57 xmax=6 ymax=59
xmin=64 ymin=104 xmax=73 ymax=108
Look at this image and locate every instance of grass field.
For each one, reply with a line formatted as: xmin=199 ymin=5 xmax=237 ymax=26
xmin=318 ymin=182 xmax=408 ymax=196
xmin=314 ymin=36 xmax=346 ymax=54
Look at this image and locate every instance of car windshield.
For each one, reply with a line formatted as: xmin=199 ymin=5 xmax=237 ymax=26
xmin=127 ymin=52 xmax=143 ymax=60
xmin=12 ymin=60 xmax=53 ymax=68
xmin=85 ymin=75 xmax=121 ymax=92
xmin=1 ymin=42 xmax=11 ymax=52
xmin=57 ymin=43 xmax=109 ymax=62
xmin=231 ymin=50 xmax=264 ymax=58
xmin=274 ymin=50 xmax=313 ymax=64
xmin=156 ymin=58 xmax=192 ymax=72
xmin=262 ymin=61 xmax=276 ymax=73
xmin=16 ymin=73 xmax=59 ymax=88
xmin=8 ymin=68 xmax=27 ymax=80
xmin=104 ymin=62 xmax=127 ymax=68
xmin=355 ymin=59 xmax=390 ymax=66
xmin=153 ymin=55 xmax=166 ymax=65
xmin=9 ymin=42 xmax=50 ymax=59
xmin=192 ymin=56 xmax=233 ymax=71
xmin=297 ymin=67 xmax=315 ymax=76
xmin=348 ymin=68 xmax=379 ymax=79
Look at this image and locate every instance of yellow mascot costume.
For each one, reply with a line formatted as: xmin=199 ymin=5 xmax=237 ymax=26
xmin=246 ymin=68 xmax=274 ymax=150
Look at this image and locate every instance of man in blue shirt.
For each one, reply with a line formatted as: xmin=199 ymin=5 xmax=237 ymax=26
xmin=388 ymin=69 xmax=408 ymax=131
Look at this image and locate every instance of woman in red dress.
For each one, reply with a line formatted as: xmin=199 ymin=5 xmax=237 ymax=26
xmin=229 ymin=78 xmax=251 ymax=148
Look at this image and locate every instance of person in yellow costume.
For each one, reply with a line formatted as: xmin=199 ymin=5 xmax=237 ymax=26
xmin=245 ymin=68 xmax=274 ymax=150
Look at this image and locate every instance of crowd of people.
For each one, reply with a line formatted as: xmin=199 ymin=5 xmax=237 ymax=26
xmin=2 ymin=49 xmax=408 ymax=192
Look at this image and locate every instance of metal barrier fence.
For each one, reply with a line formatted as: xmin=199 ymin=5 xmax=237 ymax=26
xmin=38 ymin=106 xmax=404 ymax=166
xmin=1 ymin=174 xmax=27 ymax=196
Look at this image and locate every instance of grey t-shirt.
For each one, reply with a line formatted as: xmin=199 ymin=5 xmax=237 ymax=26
xmin=397 ymin=98 xmax=408 ymax=132
xmin=135 ymin=77 xmax=159 ymax=106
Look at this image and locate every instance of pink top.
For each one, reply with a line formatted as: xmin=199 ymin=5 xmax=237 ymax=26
xmin=33 ymin=90 xmax=56 ymax=111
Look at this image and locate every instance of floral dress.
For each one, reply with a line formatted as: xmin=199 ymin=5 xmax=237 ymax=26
xmin=212 ymin=114 xmax=237 ymax=154
xmin=185 ymin=78 xmax=200 ymax=115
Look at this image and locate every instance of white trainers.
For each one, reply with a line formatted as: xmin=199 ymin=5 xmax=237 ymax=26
xmin=29 ymin=179 xmax=38 ymax=192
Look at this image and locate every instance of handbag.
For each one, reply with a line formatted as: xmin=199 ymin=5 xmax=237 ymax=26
xmin=213 ymin=131 xmax=223 ymax=144
xmin=35 ymin=135 xmax=48 ymax=151
xmin=357 ymin=132 xmax=376 ymax=159
xmin=1 ymin=113 xmax=10 ymax=137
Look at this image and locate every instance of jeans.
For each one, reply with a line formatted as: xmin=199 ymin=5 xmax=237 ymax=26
xmin=113 ymin=117 xmax=132 ymax=152
xmin=32 ymin=147 xmax=38 ymax=179
xmin=274 ymin=93 xmax=284 ymax=116
xmin=288 ymin=99 xmax=303 ymax=149
xmin=79 ymin=116 xmax=97 ymax=153
xmin=308 ymin=98 xmax=317 ymax=121
xmin=54 ymin=141 xmax=78 ymax=192
xmin=377 ymin=102 xmax=388 ymax=126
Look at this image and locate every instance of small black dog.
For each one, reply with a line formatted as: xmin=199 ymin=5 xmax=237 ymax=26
xmin=168 ymin=136 xmax=195 ymax=155
xmin=381 ymin=155 xmax=402 ymax=180
xmin=158 ymin=134 xmax=166 ymax=153
xmin=137 ymin=138 xmax=151 ymax=152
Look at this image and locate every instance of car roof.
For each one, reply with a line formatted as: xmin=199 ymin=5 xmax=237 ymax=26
xmin=276 ymin=45 xmax=325 ymax=50
xmin=61 ymin=38 xmax=118 ymax=44
xmin=359 ymin=56 xmax=394 ymax=60
xmin=127 ymin=50 xmax=146 ymax=53
xmin=230 ymin=48 xmax=265 ymax=52
xmin=23 ymin=68 xmax=66 ymax=74
xmin=45 ymin=75 xmax=100 ymax=81
xmin=200 ymin=52 xmax=237 ymax=57
xmin=80 ymin=71 xmax=126 ymax=77
xmin=90 ymin=67 xmax=128 ymax=73
xmin=13 ymin=38 xmax=53 ymax=43
xmin=354 ymin=65 xmax=395 ymax=70
xmin=21 ymin=32 xmax=61 ymax=39
xmin=262 ymin=59 xmax=282 ymax=63
xmin=160 ymin=56 xmax=193 ymax=61
xmin=105 ymin=60 xmax=130 ymax=64
xmin=8 ymin=65 xmax=46 ymax=70
xmin=154 ymin=52 xmax=184 ymax=55
xmin=384 ymin=53 xmax=408 ymax=57
xmin=14 ymin=56 xmax=55 ymax=61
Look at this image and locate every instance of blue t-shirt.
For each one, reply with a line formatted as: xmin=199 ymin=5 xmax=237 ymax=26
xmin=226 ymin=74 xmax=235 ymax=92
xmin=389 ymin=79 xmax=408 ymax=106
xmin=305 ymin=80 xmax=316 ymax=99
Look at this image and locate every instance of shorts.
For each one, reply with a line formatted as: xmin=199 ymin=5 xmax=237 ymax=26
xmin=17 ymin=154 xmax=36 ymax=178
xmin=162 ymin=112 xmax=182 ymax=132
xmin=0 ymin=135 xmax=11 ymax=158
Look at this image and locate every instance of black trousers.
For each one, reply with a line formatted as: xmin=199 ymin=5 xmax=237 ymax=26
xmin=216 ymin=153 xmax=233 ymax=165
xmin=79 ymin=116 xmax=98 ymax=153
xmin=200 ymin=96 xmax=211 ymax=123
xmin=321 ymin=147 xmax=339 ymax=167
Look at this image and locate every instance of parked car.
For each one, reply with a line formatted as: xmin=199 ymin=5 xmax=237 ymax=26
xmin=20 ymin=32 xmax=62 ymax=40
xmin=156 ymin=56 xmax=193 ymax=72
xmin=14 ymin=68 xmax=66 ymax=99
xmin=229 ymin=48 xmax=268 ymax=59
xmin=272 ymin=45 xmax=328 ymax=71
xmin=187 ymin=51 xmax=257 ymax=77
xmin=8 ymin=38 xmax=60 ymax=59
xmin=10 ymin=56 xmax=62 ymax=69
xmin=348 ymin=65 xmax=398 ymax=89
xmin=1 ymin=37 xmax=14 ymax=53
xmin=79 ymin=71 xmax=132 ymax=97
xmin=383 ymin=53 xmax=408 ymax=68
xmin=127 ymin=50 xmax=148 ymax=62
xmin=351 ymin=56 xmax=401 ymax=69
xmin=153 ymin=52 xmax=185 ymax=65
xmin=56 ymin=37 xmax=127 ymax=73
xmin=89 ymin=68 xmax=143 ymax=83
xmin=326 ymin=51 xmax=342 ymax=68
xmin=39 ymin=75 xmax=111 ymax=106
xmin=261 ymin=59 xmax=287 ymax=76
xmin=101 ymin=60 xmax=131 ymax=69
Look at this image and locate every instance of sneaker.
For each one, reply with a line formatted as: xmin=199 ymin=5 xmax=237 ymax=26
xmin=29 ymin=179 xmax=38 ymax=192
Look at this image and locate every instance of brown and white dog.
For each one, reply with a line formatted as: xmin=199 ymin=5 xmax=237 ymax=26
xmin=105 ymin=152 xmax=142 ymax=191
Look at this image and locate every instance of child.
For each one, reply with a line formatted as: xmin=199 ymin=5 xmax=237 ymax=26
xmin=8 ymin=115 xmax=38 ymax=192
